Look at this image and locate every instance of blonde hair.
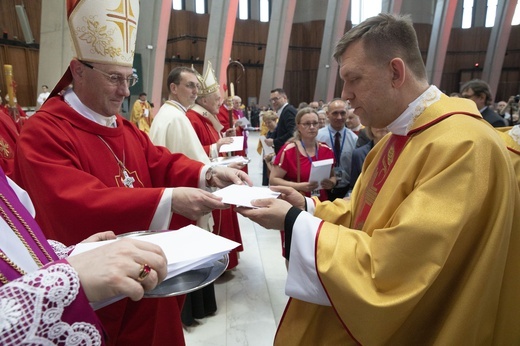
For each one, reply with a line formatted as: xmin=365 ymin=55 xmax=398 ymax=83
xmin=262 ymin=110 xmax=278 ymax=123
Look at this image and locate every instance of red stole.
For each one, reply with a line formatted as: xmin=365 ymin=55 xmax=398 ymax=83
xmin=352 ymin=134 xmax=409 ymax=230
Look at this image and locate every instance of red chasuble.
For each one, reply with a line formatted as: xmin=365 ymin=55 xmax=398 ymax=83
xmin=15 ymin=96 xmax=204 ymax=346
xmin=0 ymin=109 xmax=19 ymax=179
xmin=186 ymin=106 xmax=244 ymax=269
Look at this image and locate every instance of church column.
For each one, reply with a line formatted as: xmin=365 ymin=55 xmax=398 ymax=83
xmin=425 ymin=0 xmax=458 ymax=87
xmin=313 ymin=0 xmax=349 ymax=103
xmin=204 ymin=0 xmax=239 ymax=94
xmin=258 ymin=0 xmax=297 ymax=106
xmin=135 ymin=0 xmax=173 ymax=116
xmin=382 ymin=0 xmax=403 ymax=14
xmin=481 ymin=0 xmax=516 ymax=100
xmin=37 ymin=0 xmax=74 ymax=95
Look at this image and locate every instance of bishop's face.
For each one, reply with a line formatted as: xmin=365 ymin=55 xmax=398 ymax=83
xmin=74 ymin=61 xmax=133 ymax=117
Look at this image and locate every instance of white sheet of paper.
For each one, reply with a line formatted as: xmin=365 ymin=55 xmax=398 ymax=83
xmin=219 ymin=136 xmax=244 ymax=153
xmin=259 ymin=135 xmax=275 ymax=156
xmin=235 ymin=117 xmax=250 ymax=127
xmin=213 ymin=184 xmax=280 ymax=208
xmin=309 ymin=158 xmax=334 ymax=188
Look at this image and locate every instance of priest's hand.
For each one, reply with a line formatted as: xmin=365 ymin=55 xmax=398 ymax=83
xmin=270 ymin=185 xmax=307 ymax=210
xmin=209 ymin=166 xmax=253 ymax=188
xmin=171 ymin=187 xmax=228 ymax=220
xmin=235 ymin=197 xmax=292 ymax=230
xmin=67 ymin=238 xmax=168 ymax=302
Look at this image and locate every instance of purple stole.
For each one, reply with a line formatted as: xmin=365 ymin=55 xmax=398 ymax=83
xmin=0 ymin=170 xmax=59 ymax=282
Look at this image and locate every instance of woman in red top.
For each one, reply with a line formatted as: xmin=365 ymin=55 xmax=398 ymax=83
xmin=270 ymin=107 xmax=336 ymax=259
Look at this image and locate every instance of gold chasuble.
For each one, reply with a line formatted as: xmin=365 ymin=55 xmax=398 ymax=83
xmin=275 ymin=95 xmax=520 ymax=345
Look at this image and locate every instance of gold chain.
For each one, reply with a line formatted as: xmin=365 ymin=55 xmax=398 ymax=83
xmin=0 ymin=250 xmax=26 ymax=276
xmin=0 ymin=271 xmax=10 ymax=284
xmin=0 ymin=193 xmax=54 ymax=270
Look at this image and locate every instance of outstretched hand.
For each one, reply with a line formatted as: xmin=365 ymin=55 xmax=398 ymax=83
xmin=67 ymin=238 xmax=168 ymax=302
xmin=235 ymin=197 xmax=293 ymax=230
xmin=269 ymin=185 xmax=307 ymax=210
xmin=171 ymin=187 xmax=228 ymax=220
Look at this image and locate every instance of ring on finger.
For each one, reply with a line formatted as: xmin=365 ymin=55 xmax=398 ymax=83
xmin=137 ymin=263 xmax=152 ymax=282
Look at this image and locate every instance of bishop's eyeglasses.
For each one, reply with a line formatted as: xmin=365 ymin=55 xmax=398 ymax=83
xmin=79 ymin=60 xmax=138 ymax=87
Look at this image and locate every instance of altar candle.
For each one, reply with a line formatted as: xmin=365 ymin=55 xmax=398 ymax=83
xmin=3 ymin=65 xmax=15 ymax=107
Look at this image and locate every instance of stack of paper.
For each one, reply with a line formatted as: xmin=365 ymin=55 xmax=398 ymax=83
xmin=309 ymin=158 xmax=334 ymax=188
xmin=259 ymin=135 xmax=275 ymax=156
xmin=70 ymin=225 xmax=240 ymax=309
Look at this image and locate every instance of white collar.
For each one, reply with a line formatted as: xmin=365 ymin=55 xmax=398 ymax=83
xmin=167 ymin=99 xmax=188 ymax=113
xmin=508 ymin=125 xmax=520 ymax=146
xmin=387 ymin=85 xmax=441 ymax=135
xmin=63 ymin=89 xmax=117 ymax=127
xmin=277 ymin=103 xmax=288 ymax=116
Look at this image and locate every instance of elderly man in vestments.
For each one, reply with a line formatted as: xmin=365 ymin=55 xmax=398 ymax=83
xmin=0 ymin=167 xmax=169 ymax=345
xmin=186 ymin=62 xmax=244 ymax=271
xmin=238 ymin=13 xmax=520 ymax=345
xmin=13 ymin=1 xmax=251 ymax=345
xmin=217 ymin=96 xmax=249 ymax=173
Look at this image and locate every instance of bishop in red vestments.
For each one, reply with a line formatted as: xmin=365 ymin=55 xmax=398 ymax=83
xmin=13 ymin=1 xmax=251 ymax=345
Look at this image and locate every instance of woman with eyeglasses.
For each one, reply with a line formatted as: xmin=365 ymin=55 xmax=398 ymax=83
xmin=270 ymin=107 xmax=336 ymax=259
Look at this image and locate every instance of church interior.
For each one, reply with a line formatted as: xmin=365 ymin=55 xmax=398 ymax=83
xmin=0 ymin=1 xmax=519 ymax=345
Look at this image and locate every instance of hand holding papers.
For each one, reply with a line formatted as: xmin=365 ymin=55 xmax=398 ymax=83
xmin=219 ymin=136 xmax=244 ymax=153
xmin=309 ymin=158 xmax=334 ymax=188
xmin=234 ymin=117 xmax=250 ymax=128
xmin=259 ymin=135 xmax=275 ymax=156
xmin=71 ymin=225 xmax=240 ymax=309
xmin=213 ymin=184 xmax=280 ymax=208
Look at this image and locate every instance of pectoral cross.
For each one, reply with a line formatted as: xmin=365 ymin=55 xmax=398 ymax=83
xmin=122 ymin=170 xmax=135 ymax=188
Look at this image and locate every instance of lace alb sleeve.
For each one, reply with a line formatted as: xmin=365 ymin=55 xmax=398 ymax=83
xmin=48 ymin=239 xmax=75 ymax=259
xmin=0 ymin=262 xmax=102 ymax=345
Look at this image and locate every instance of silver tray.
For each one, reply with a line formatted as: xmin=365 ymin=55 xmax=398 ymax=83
xmin=210 ymin=155 xmax=251 ymax=166
xmin=145 ymin=254 xmax=228 ymax=297
xmin=117 ymin=230 xmax=229 ymax=297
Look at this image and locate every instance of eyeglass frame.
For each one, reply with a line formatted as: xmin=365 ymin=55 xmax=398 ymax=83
xmin=79 ymin=60 xmax=138 ymax=87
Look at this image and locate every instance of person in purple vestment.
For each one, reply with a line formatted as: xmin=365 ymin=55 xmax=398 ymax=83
xmin=0 ymin=168 xmax=168 ymax=345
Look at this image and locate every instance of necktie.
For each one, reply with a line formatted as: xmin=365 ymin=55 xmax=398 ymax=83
xmin=334 ymin=131 xmax=341 ymax=167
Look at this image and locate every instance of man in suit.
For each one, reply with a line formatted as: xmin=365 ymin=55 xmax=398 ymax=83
xmin=263 ymin=88 xmax=297 ymax=153
xmin=460 ymin=79 xmax=507 ymax=127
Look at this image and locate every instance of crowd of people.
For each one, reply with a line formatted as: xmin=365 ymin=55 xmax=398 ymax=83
xmin=0 ymin=2 xmax=519 ymax=345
